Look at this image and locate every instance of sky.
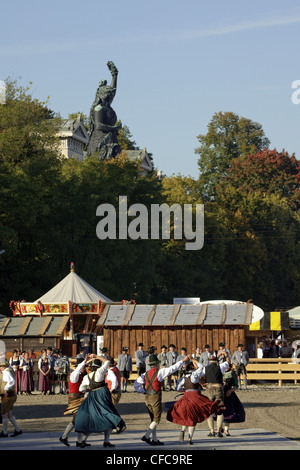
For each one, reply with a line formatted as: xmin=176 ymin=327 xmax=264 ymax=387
xmin=1 ymin=0 xmax=300 ymax=178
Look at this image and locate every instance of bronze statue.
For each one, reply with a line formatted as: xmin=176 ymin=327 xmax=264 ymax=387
xmin=86 ymin=61 xmax=121 ymax=160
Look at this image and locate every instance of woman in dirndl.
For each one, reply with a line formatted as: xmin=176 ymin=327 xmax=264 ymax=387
xmin=222 ymin=365 xmax=245 ymax=436
xmin=20 ymin=352 xmax=34 ymax=394
xmin=75 ymin=356 xmax=126 ymax=448
xmin=38 ymin=351 xmax=50 ymax=395
xmin=9 ymin=350 xmax=22 ymax=395
xmin=166 ymin=360 xmax=223 ymax=445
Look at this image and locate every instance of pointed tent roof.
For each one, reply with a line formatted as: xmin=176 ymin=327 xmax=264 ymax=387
xmin=35 ymin=263 xmax=113 ymax=304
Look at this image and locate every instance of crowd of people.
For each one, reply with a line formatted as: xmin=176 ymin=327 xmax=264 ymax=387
xmin=0 ymin=338 xmax=298 ymax=446
xmin=257 ymin=339 xmax=299 ymax=358
xmin=5 ymin=347 xmax=70 ymax=396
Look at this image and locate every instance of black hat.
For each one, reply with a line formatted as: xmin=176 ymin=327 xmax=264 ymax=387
xmin=138 ymin=343 xmax=144 ymax=347
xmin=161 ymin=345 xmax=167 ymax=349
xmin=101 ymin=347 xmax=108 ymax=353
xmin=209 ymin=356 xmax=218 ymax=362
xmin=90 ymin=359 xmax=101 ymax=368
xmin=148 ymin=354 xmax=159 ymax=366
xmin=169 ymin=344 xmax=176 ymax=348
xmin=122 ymin=347 xmax=128 ymax=351
xmin=181 ymin=347 xmax=187 ymax=352
xmin=219 ymin=342 xmax=225 ymax=347
xmin=237 ymin=343 xmax=243 ymax=348
xmin=204 ymin=344 xmax=210 ymax=349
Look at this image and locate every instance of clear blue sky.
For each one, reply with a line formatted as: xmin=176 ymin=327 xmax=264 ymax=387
xmin=1 ymin=0 xmax=300 ymax=178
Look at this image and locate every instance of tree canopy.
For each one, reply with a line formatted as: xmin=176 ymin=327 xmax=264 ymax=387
xmin=0 ymin=81 xmax=299 ymax=315
xmin=195 ymin=111 xmax=270 ymax=199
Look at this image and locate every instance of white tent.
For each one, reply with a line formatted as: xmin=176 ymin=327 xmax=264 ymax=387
xmin=287 ymin=306 xmax=300 ymax=320
xmin=35 ymin=265 xmax=113 ymax=304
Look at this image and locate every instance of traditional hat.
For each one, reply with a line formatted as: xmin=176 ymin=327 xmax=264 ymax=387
xmin=101 ymin=347 xmax=108 ymax=353
xmin=237 ymin=343 xmax=243 ymax=348
xmin=138 ymin=343 xmax=144 ymax=347
xmin=148 ymin=354 xmax=159 ymax=366
xmin=90 ymin=359 xmax=101 ymax=368
xmin=148 ymin=346 xmax=157 ymax=353
xmin=181 ymin=347 xmax=187 ymax=352
xmin=169 ymin=344 xmax=176 ymax=348
xmin=161 ymin=345 xmax=167 ymax=349
xmin=219 ymin=342 xmax=225 ymax=347
xmin=204 ymin=344 xmax=210 ymax=349
xmin=122 ymin=347 xmax=128 ymax=351
xmin=209 ymin=356 xmax=218 ymax=362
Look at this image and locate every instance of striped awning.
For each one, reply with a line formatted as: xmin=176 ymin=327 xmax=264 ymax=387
xmin=249 ymin=311 xmax=290 ymax=331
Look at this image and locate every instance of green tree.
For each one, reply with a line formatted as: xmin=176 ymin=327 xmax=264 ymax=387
xmin=116 ymin=120 xmax=138 ymax=150
xmin=0 ymin=78 xmax=61 ymax=166
xmin=150 ymin=174 xmax=229 ymax=303
xmin=0 ymin=79 xmax=63 ymax=310
xmin=195 ymin=111 xmax=270 ymax=199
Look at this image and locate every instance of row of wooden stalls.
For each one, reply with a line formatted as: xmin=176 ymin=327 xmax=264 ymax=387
xmin=0 ymin=264 xmax=292 ymax=359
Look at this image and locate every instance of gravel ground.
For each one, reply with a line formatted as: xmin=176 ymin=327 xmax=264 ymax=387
xmin=9 ymin=384 xmax=300 ymax=442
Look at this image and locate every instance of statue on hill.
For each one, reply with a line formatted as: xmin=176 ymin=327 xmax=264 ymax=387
xmin=86 ymin=61 xmax=121 ymax=160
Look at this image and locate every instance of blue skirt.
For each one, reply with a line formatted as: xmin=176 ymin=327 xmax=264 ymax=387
xmin=75 ymin=386 xmax=125 ymax=433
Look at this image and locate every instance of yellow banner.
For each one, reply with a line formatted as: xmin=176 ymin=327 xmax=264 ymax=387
xmin=270 ymin=311 xmax=281 ymax=331
xmin=249 ymin=320 xmax=261 ymax=330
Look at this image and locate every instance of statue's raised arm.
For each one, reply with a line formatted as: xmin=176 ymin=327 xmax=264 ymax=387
xmin=107 ymin=61 xmax=118 ymax=101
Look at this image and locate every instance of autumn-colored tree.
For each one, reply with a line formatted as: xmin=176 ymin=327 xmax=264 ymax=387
xmin=218 ymin=148 xmax=300 ymax=209
xmin=215 ymin=149 xmax=300 ymax=308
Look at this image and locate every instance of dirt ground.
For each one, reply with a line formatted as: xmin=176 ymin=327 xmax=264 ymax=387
xmin=9 ymin=383 xmax=300 ymax=443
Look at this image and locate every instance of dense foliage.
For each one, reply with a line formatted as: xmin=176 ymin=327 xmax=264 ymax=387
xmin=0 ymin=81 xmax=299 ymax=315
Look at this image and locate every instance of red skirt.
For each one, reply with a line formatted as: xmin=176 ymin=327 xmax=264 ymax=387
xmin=166 ymin=390 xmax=222 ymax=427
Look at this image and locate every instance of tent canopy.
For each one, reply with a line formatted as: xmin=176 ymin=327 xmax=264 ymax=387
xmin=287 ymin=306 xmax=300 ymax=320
xmin=35 ymin=265 xmax=112 ymax=304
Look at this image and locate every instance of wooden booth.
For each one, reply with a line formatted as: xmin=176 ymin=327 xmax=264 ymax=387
xmin=96 ymin=301 xmax=258 ymax=358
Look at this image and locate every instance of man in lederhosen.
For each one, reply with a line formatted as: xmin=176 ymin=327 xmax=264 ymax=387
xmin=201 ymin=356 xmax=229 ymax=437
xmin=232 ymin=343 xmax=249 ymax=390
xmin=0 ymin=360 xmax=22 ymax=438
xmin=134 ymin=353 xmax=190 ymax=446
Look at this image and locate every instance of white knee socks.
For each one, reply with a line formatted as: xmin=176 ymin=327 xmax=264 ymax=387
xmin=145 ymin=421 xmax=157 ymax=440
xmin=62 ymin=422 xmax=74 ymax=439
xmin=9 ymin=415 xmax=20 ymax=432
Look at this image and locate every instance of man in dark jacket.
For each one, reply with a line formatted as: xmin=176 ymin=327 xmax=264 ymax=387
xmin=203 ymin=356 xmax=229 ymax=437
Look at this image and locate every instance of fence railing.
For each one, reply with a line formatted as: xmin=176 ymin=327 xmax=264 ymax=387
xmin=246 ymin=358 xmax=300 ymax=386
